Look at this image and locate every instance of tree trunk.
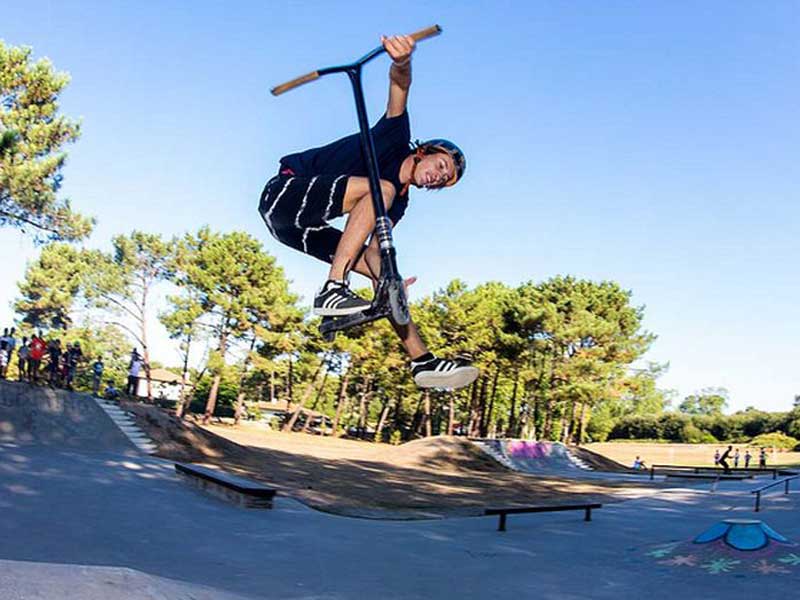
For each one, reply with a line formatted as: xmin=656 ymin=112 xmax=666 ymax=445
xmin=269 ymin=367 xmax=275 ymax=403
xmin=422 ymin=390 xmax=432 ymax=437
xmin=392 ymin=389 xmax=405 ymax=438
xmin=140 ymin=282 xmax=153 ymax=402
xmin=287 ymin=357 xmax=294 ymax=410
xmin=332 ymin=370 xmax=350 ymax=437
xmin=468 ymin=380 xmax=481 ymax=437
xmin=507 ymin=371 xmax=519 ymax=437
xmin=282 ymin=355 xmax=327 ymax=432
xmin=303 ymin=369 xmax=329 ymax=433
xmin=203 ymin=327 xmax=229 ymax=424
xmin=375 ymin=399 xmax=392 ymax=442
xmin=234 ymin=337 xmax=257 ymax=426
xmin=566 ymin=398 xmax=578 ymax=444
xmin=576 ymin=401 xmax=588 ymax=444
xmin=447 ymin=393 xmax=455 ymax=435
xmin=357 ymin=377 xmax=374 ymax=438
xmin=485 ymin=367 xmax=500 ymax=438
xmin=203 ymin=373 xmax=221 ymax=425
xmin=477 ymin=375 xmax=489 ymax=437
xmin=176 ymin=333 xmax=192 ymax=419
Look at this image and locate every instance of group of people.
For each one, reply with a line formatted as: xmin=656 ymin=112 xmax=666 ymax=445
xmin=2 ymin=328 xmax=91 ymax=391
xmin=0 ymin=327 xmax=147 ymax=402
xmin=714 ymin=446 xmax=768 ymax=472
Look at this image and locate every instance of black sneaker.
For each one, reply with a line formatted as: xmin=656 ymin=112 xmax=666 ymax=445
xmin=410 ymin=355 xmax=480 ymax=390
xmin=313 ymin=280 xmax=371 ymax=316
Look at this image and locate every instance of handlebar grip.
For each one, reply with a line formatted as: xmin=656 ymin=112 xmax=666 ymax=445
xmin=409 ymin=24 xmax=442 ymax=42
xmin=271 ymin=70 xmax=321 ymax=96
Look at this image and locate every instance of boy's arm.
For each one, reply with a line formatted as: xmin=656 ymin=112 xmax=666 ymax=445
xmin=384 ymin=35 xmax=415 ymax=118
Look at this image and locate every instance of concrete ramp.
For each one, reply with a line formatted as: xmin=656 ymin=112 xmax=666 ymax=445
xmin=0 ymin=381 xmax=135 ymax=453
xmin=0 ymin=559 xmax=256 ymax=600
xmin=474 ymin=439 xmax=650 ymax=481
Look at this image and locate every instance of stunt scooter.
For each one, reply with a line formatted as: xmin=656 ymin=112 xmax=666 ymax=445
xmin=271 ymin=25 xmax=442 ymax=342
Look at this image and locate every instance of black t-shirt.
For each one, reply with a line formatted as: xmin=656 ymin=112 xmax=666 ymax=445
xmin=280 ymin=111 xmax=411 ymax=224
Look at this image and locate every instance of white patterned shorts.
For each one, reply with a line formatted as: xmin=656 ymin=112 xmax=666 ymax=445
xmin=258 ymin=172 xmax=349 ymax=264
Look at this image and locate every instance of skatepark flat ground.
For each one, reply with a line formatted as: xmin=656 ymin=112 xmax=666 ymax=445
xmin=2 ymin=382 xmax=799 ymax=599
xmin=2 ymin=444 xmax=799 ymax=599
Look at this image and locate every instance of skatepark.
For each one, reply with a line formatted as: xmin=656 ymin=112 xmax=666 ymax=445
xmin=2 ymin=380 xmax=799 ymax=599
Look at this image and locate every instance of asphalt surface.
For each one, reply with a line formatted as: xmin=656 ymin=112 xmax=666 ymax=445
xmin=1 ymin=381 xmax=798 ymax=599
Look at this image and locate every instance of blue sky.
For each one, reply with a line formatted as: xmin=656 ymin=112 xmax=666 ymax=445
xmin=2 ymin=1 xmax=798 ymax=412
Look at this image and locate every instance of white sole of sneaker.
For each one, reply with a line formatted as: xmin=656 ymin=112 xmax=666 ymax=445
xmin=414 ymin=366 xmax=480 ymax=390
xmin=313 ymin=305 xmax=370 ymax=317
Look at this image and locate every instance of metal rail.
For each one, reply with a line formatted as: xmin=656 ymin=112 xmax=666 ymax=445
xmin=751 ymin=475 xmax=800 ymax=512
xmin=649 ymin=464 xmax=781 ymax=481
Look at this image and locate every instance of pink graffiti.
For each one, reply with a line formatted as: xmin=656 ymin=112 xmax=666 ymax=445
xmin=505 ymin=441 xmax=555 ymax=459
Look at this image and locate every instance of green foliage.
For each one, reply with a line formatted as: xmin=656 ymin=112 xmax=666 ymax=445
xmin=679 ymin=388 xmax=729 ymax=416
xmin=190 ymin=367 xmax=241 ymax=416
xmin=609 ymin=413 xmax=719 ymax=443
xmin=750 ymin=432 xmax=799 ymax=451
xmin=14 ymin=243 xmax=89 ymax=329
xmin=0 ymin=41 xmax=93 ymax=241
xmin=682 ymin=424 xmax=718 ymax=444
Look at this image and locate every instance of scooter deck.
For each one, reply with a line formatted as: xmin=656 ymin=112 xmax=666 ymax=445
xmin=319 ymin=304 xmax=392 ymax=339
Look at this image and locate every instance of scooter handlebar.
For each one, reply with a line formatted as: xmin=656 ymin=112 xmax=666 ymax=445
xmin=271 ymin=70 xmax=321 ymax=96
xmin=409 ymin=24 xmax=442 ymax=42
xmin=271 ymin=24 xmax=442 ymax=96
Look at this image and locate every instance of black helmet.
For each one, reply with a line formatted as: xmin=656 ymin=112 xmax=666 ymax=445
xmin=417 ymin=139 xmax=466 ymax=186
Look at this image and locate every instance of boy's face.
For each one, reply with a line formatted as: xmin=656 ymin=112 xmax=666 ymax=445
xmin=414 ymin=152 xmax=455 ymax=189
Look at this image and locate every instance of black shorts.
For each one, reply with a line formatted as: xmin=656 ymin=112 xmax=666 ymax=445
xmin=258 ymin=173 xmax=348 ymax=264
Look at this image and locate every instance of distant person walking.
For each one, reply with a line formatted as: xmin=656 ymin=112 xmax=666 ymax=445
xmin=744 ymin=449 xmax=752 ymax=469
xmin=759 ymin=447 xmax=768 ymax=470
xmin=733 ymin=448 xmax=740 ymax=468
xmin=719 ymin=445 xmax=732 ymax=474
xmin=714 ymin=449 xmax=720 ymax=466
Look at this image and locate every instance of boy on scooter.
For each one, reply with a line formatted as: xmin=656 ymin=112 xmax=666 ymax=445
xmin=260 ymin=33 xmax=478 ymax=390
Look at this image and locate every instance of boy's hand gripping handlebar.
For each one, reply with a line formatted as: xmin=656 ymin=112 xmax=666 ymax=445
xmin=270 ymin=25 xmax=442 ymax=96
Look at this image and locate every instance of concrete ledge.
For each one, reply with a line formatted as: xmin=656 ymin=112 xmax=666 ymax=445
xmin=175 ymin=463 xmax=276 ymax=509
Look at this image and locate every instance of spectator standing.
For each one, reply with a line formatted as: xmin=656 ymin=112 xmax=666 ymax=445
xmin=29 ymin=331 xmax=46 ymax=383
xmin=733 ymin=448 xmax=740 ymax=468
xmin=6 ymin=328 xmax=16 ymax=356
xmin=127 ymin=356 xmax=143 ymax=397
xmin=17 ymin=337 xmax=29 ymax=382
xmin=714 ymin=449 xmax=720 ymax=465
xmin=744 ymin=449 xmax=752 ymax=469
xmin=129 ymin=348 xmax=141 ymax=368
xmin=0 ymin=328 xmax=9 ymax=379
xmin=0 ymin=343 xmax=8 ymax=379
xmin=91 ymin=356 xmax=105 ymax=396
xmin=47 ymin=339 xmax=62 ymax=386
xmin=65 ymin=342 xmax=83 ymax=390
xmin=759 ymin=447 xmax=768 ymax=469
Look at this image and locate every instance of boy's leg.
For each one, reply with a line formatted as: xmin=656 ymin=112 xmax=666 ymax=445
xmin=328 ymin=177 xmax=395 ymax=281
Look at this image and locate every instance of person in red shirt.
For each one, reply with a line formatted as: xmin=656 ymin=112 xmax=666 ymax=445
xmin=28 ymin=331 xmax=47 ymax=384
